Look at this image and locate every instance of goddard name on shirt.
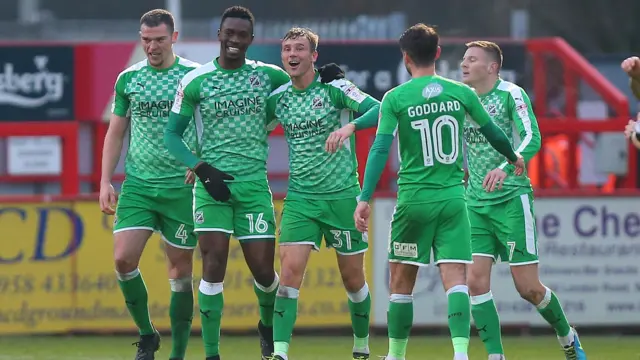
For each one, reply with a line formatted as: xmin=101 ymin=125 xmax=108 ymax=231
xmin=407 ymin=100 xmax=461 ymax=118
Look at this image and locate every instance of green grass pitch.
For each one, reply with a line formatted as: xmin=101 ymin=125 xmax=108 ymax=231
xmin=0 ymin=334 xmax=637 ymax=359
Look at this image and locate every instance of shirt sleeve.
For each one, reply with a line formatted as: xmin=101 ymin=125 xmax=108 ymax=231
xmin=463 ymin=85 xmax=492 ymax=128
xmin=328 ymin=79 xmax=381 ymax=130
xmin=166 ymin=76 xmax=202 ymax=168
xmin=265 ymin=92 xmax=280 ymax=132
xmin=496 ymin=88 xmax=541 ymax=171
xmin=359 ymin=91 xmax=397 ymax=202
xmin=170 ymin=77 xmax=199 ymax=118
xmin=111 ymin=73 xmax=130 ymax=117
xmin=263 ymin=64 xmax=291 ymax=91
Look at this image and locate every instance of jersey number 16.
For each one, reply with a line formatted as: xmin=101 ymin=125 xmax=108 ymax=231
xmin=411 ymin=115 xmax=459 ymax=167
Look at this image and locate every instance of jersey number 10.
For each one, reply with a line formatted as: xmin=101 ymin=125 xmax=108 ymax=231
xmin=411 ymin=115 xmax=459 ymax=167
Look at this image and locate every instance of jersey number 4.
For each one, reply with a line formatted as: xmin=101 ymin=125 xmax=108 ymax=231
xmin=411 ymin=115 xmax=459 ymax=167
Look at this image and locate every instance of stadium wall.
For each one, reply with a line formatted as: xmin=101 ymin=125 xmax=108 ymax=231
xmin=1 ymin=196 xmax=639 ymax=336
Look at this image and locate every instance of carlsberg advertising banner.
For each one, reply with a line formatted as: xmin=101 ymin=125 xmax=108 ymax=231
xmin=0 ymin=46 xmax=74 ymax=121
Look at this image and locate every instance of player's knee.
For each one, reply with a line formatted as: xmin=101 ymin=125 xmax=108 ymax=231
xmin=340 ymin=268 xmax=365 ymax=293
xmin=514 ymin=281 xmax=545 ymax=304
xmin=252 ymin=268 xmax=276 ymax=289
xmin=167 ymin=260 xmax=193 ymax=279
xmin=467 ymin=268 xmax=490 ymax=296
xmin=439 ymin=263 xmax=467 ymax=290
xmin=278 ymin=261 xmax=304 ymax=288
xmin=114 ymin=254 xmax=139 ymax=273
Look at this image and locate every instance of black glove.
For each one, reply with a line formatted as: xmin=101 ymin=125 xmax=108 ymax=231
xmin=318 ymin=63 xmax=345 ymax=83
xmin=193 ymin=162 xmax=234 ymax=202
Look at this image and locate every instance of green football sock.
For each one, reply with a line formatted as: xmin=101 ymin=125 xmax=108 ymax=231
xmin=471 ymin=291 xmax=504 ymax=355
xmin=387 ymin=294 xmax=413 ymax=359
xmin=536 ymin=287 xmax=571 ymax=337
xmin=447 ymin=286 xmax=471 ymax=354
xmin=198 ymin=282 xmax=224 ymax=357
xmin=348 ymin=283 xmax=371 ymax=352
xmin=273 ymin=286 xmax=299 ymax=358
xmin=117 ymin=269 xmax=154 ymax=335
xmin=254 ymin=273 xmax=279 ymax=327
xmin=169 ymin=278 xmax=194 ymax=359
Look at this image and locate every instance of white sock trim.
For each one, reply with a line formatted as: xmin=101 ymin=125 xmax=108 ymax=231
xmin=347 ymin=282 xmax=370 ymax=303
xmin=536 ymin=286 xmax=552 ymax=309
xmin=446 ymin=284 xmax=469 ymax=296
xmin=115 ymin=268 xmax=140 ymax=281
xmin=389 ymin=293 xmax=413 ymax=303
xmin=255 ymin=272 xmax=279 ymax=293
xmin=557 ymin=328 xmax=575 ymax=347
xmin=470 ymin=291 xmax=493 ymax=305
xmin=199 ymin=280 xmax=223 ymax=296
xmin=169 ymin=277 xmax=193 ymax=292
xmin=276 ymin=285 xmax=300 ymax=299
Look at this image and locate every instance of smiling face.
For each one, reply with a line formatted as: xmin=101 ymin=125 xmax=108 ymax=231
xmin=281 ymin=36 xmax=317 ymax=78
xmin=140 ymin=23 xmax=177 ymax=68
xmin=218 ymin=17 xmax=253 ymax=62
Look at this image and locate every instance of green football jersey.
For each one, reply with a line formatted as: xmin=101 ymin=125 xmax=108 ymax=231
xmin=266 ymin=76 xmax=377 ymax=199
xmin=464 ymin=79 xmax=541 ymax=206
xmin=171 ymin=58 xmax=290 ymax=181
xmin=111 ymin=56 xmax=200 ymax=187
xmin=377 ymin=75 xmax=494 ymax=204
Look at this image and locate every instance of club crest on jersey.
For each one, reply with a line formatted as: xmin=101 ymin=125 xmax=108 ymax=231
xmin=422 ymin=83 xmax=443 ymax=99
xmin=194 ymin=211 xmax=204 ymax=224
xmin=486 ymin=104 xmax=498 ymax=116
xmin=249 ymin=74 xmax=262 ymax=87
xmin=311 ymin=96 xmax=324 ymax=109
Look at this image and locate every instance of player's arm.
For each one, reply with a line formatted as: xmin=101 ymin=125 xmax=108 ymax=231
xmin=630 ymin=78 xmax=640 ymax=100
xmin=101 ymin=76 xmax=130 ymax=185
xmin=464 ymin=88 xmax=518 ymax=162
xmin=265 ymin=91 xmax=280 ymax=134
xmin=498 ymin=88 xmax=541 ymax=172
xmin=330 ymin=79 xmax=380 ymax=130
xmin=264 ymin=64 xmax=291 ymax=90
xmin=164 ymin=81 xmax=201 ymax=169
xmin=359 ymin=92 xmax=397 ymax=202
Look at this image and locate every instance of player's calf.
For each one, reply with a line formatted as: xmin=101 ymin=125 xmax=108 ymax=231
xmin=439 ymin=263 xmax=471 ymax=360
xmin=241 ymin=239 xmax=279 ymax=360
xmin=468 ymin=256 xmax=505 ymax=357
xmin=384 ymin=262 xmax=419 ymax=360
xmin=511 ymin=264 xmax=585 ymax=358
xmin=271 ymin=244 xmax=313 ymax=360
xmin=197 ymin=232 xmax=231 ymax=359
xmin=165 ymin=244 xmax=195 ymax=360
xmin=337 ymin=253 xmax=371 ymax=359
xmin=113 ymin=228 xmax=158 ymax=357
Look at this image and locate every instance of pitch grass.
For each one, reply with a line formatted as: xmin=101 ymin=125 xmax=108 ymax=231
xmin=0 ymin=335 xmax=637 ymax=359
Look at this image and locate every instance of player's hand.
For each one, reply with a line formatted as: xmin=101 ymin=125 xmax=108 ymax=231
xmin=325 ymin=123 xmax=355 ymax=153
xmin=185 ymin=168 xmax=195 ymax=184
xmin=193 ymin=162 xmax=234 ymax=202
xmin=354 ymin=201 xmax=371 ymax=232
xmin=621 ymin=56 xmax=640 ymax=79
xmin=624 ymin=114 xmax=640 ymax=138
xmin=318 ymin=63 xmax=345 ymax=83
xmin=99 ymin=181 xmax=117 ymax=215
xmin=483 ymin=168 xmax=508 ymax=192
xmin=509 ymin=153 xmax=526 ymax=176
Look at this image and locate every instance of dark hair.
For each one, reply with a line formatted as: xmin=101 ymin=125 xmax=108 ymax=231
xmin=220 ymin=6 xmax=255 ymax=33
xmin=140 ymin=9 xmax=175 ymax=33
xmin=398 ymin=23 xmax=439 ymax=67
xmin=465 ymin=40 xmax=503 ymax=70
xmin=283 ymin=27 xmax=319 ymax=52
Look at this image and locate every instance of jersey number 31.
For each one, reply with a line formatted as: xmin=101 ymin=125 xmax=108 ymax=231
xmin=411 ymin=115 xmax=459 ymax=167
